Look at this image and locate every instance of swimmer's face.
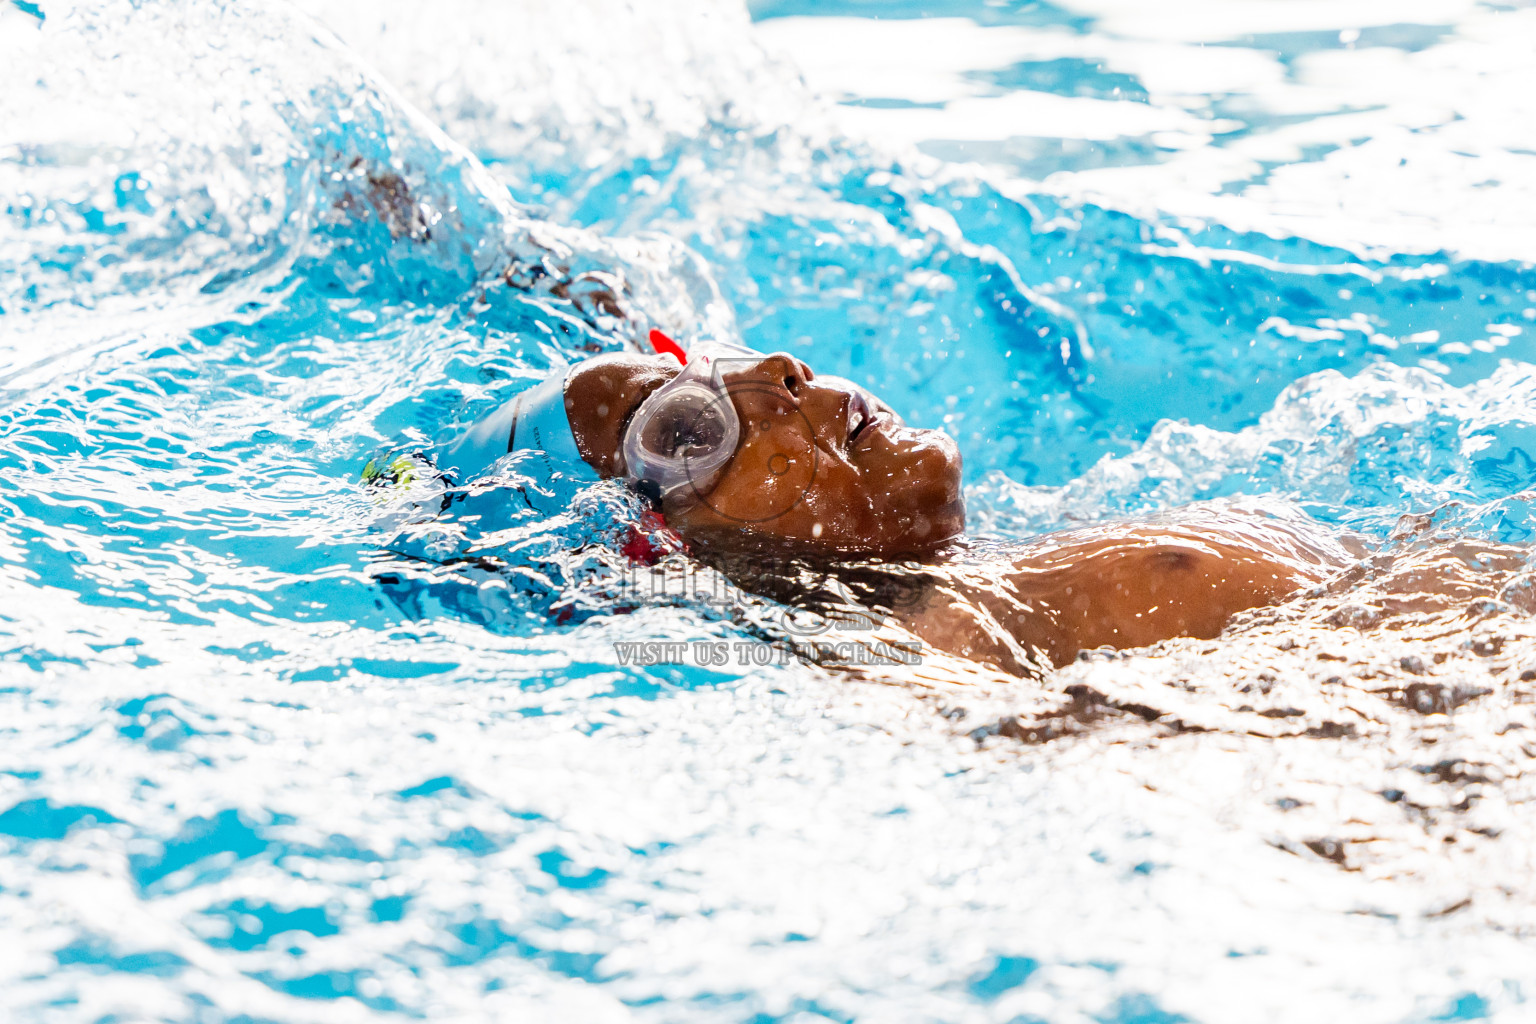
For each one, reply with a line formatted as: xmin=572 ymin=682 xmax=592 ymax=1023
xmin=567 ymin=351 xmax=964 ymax=556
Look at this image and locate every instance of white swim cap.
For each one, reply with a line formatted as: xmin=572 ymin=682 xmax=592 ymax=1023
xmin=442 ymin=367 xmax=603 ymax=487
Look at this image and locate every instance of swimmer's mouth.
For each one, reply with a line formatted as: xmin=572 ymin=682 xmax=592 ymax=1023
xmin=847 ymin=391 xmax=875 ymax=445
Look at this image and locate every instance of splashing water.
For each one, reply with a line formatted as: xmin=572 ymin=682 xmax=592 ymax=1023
xmin=3 ymin=0 xmax=1536 ymax=1020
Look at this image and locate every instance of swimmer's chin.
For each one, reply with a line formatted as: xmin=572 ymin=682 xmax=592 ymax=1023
xmin=853 ymin=419 xmax=944 ymax=458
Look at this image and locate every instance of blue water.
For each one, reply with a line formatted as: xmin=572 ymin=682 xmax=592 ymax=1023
xmin=3 ymin=0 xmax=1535 ymax=1020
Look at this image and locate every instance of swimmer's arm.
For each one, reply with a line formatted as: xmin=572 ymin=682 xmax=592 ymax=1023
xmin=997 ymin=524 xmax=1340 ymax=665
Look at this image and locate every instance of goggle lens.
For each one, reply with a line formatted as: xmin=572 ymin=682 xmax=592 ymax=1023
xmin=621 ymin=341 xmax=759 ymax=499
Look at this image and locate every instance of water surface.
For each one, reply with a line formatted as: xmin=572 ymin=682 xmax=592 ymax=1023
xmin=2 ymin=0 xmax=1535 ymax=1020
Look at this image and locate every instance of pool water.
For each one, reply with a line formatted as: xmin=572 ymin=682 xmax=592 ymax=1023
xmin=3 ymin=0 xmax=1536 ymax=1020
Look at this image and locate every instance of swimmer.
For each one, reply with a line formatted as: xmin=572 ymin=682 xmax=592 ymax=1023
xmin=433 ymin=338 xmax=1352 ymax=675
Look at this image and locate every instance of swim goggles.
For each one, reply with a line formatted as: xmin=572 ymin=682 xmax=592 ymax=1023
xmin=620 ymin=334 xmax=763 ymax=500
xmin=621 ymin=331 xmax=900 ymax=502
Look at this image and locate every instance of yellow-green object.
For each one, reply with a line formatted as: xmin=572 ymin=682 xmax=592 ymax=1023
xmin=362 ymin=454 xmax=425 ymax=493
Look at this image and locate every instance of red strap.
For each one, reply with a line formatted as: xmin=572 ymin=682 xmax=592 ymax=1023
xmin=621 ymin=509 xmax=684 ymax=565
xmin=648 ymin=328 xmax=687 ymax=364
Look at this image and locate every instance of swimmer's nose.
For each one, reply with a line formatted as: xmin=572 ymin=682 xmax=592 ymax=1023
xmin=740 ymin=352 xmax=814 ymax=402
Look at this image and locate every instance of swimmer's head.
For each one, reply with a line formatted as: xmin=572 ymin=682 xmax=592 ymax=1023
xmin=564 ymin=349 xmax=965 ymax=557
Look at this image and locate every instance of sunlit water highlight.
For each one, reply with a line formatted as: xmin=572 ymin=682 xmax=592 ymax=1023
xmin=3 ymin=0 xmax=1536 ymax=1020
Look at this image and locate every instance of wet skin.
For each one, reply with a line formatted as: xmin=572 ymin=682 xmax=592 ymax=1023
xmin=901 ymin=515 xmax=1345 ymax=672
xmin=562 ymin=351 xmax=1345 ymax=668
xmin=565 ymin=351 xmax=965 ymax=555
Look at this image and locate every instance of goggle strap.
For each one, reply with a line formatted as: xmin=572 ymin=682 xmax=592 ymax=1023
xmin=648 ymin=328 xmax=687 ymax=364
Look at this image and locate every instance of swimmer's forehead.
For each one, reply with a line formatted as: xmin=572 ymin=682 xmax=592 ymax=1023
xmin=583 ymin=351 xmax=681 ymax=394
xmin=583 ymin=351 xmax=680 ymax=373
xmin=568 ymin=352 xmax=681 ymax=427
